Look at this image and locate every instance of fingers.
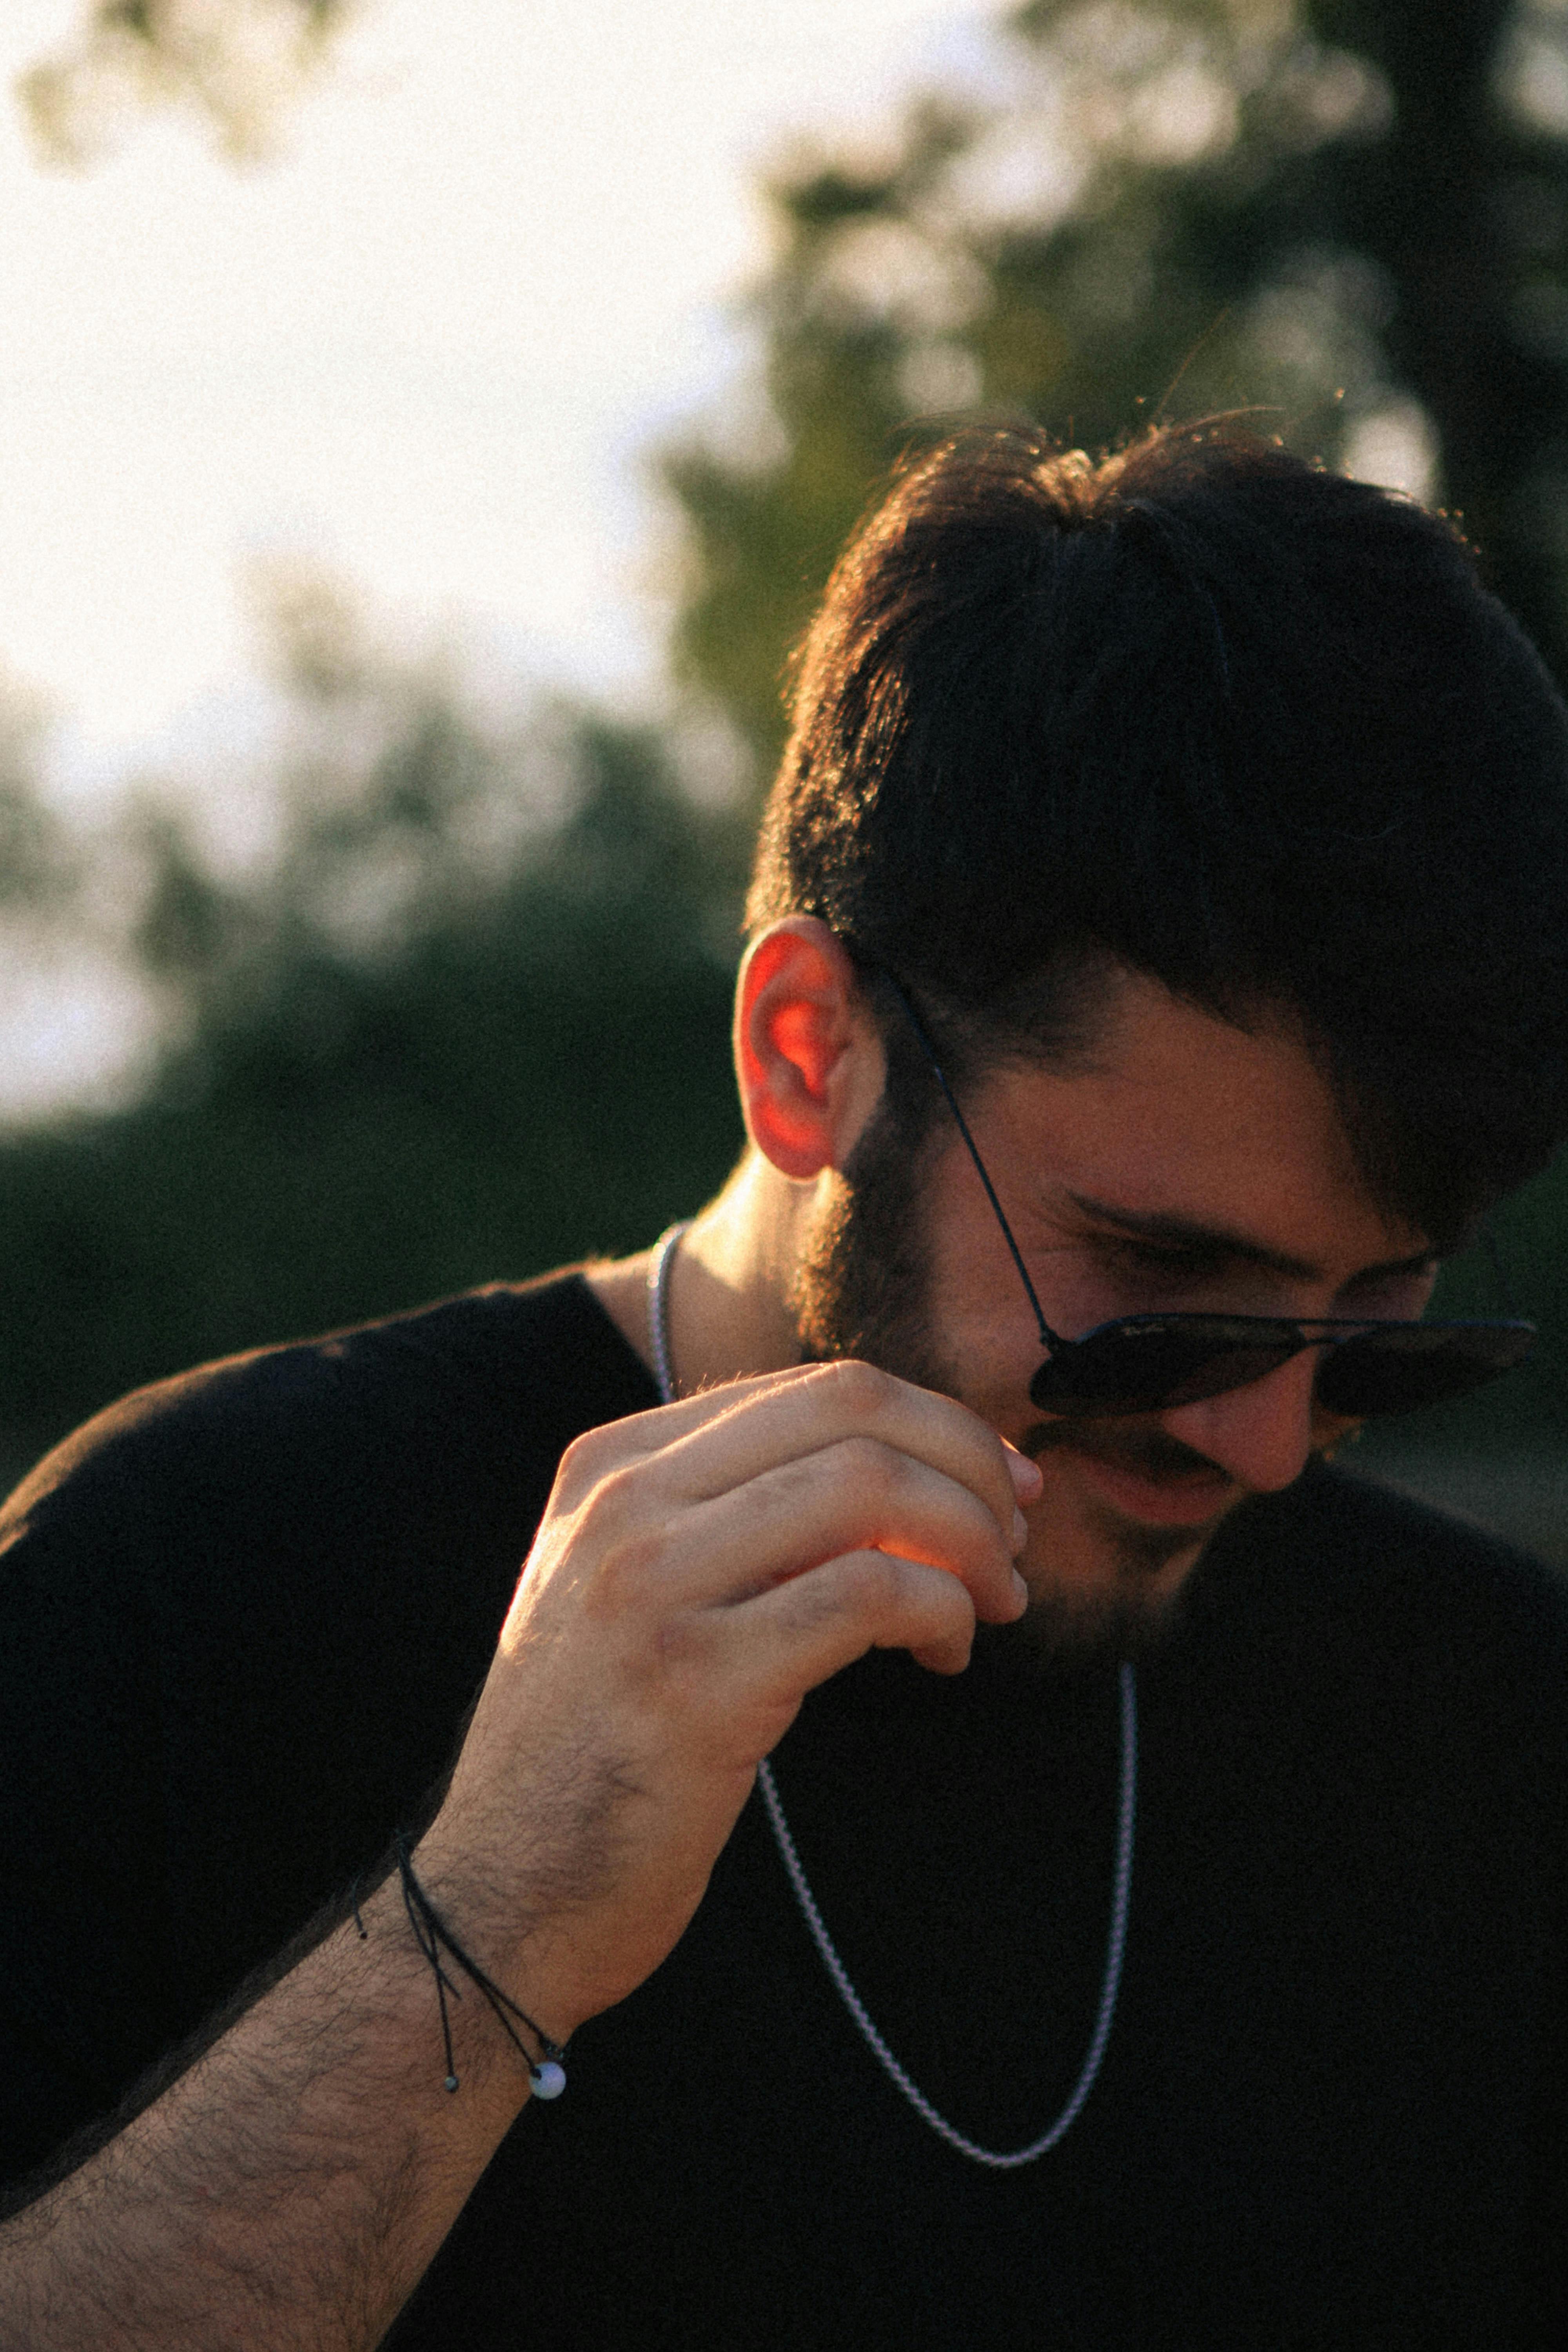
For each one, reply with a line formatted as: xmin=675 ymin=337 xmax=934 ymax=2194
xmin=437 ymin=1365 xmax=1047 ymax=2028
xmin=684 ymin=1360 xmax=1021 ymax=1528
xmin=521 ymin=1358 xmax=1038 ymax=1729
xmin=673 ymin=1436 xmax=1027 ymax=1624
xmin=730 ymin=1548 xmax=983 ymax=1696
xmin=567 ymin=1358 xmax=1030 ymax=1554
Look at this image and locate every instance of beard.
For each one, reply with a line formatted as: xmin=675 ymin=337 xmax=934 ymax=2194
xmin=789 ymin=1095 xmax=958 ymax=1397
xmin=788 ymin=1096 xmax=1210 ymax=1667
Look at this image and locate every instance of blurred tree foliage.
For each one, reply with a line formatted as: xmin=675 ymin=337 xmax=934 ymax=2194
xmin=0 ymin=584 xmax=748 ymax=1481
xmin=660 ymin=0 xmax=1568 ymax=1468
xmin=20 ymin=0 xmax=356 ymax=165
xmin=1 ymin=0 xmax=1565 ymax=1501
xmin=666 ymin=0 xmax=1568 ymax=775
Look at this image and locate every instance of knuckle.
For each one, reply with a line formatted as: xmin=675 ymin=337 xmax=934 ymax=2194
xmin=555 ymin=1423 xmax=618 ymax=1501
xmin=835 ymin=1434 xmax=903 ymax=1499
xmin=779 ymin=1560 xmax=873 ymax=1635
xmin=583 ymin=1524 xmax=668 ymax=1619
xmin=842 ymin=1547 xmax=904 ymax=1613
xmin=572 ymin=1458 xmax=639 ymax=1540
xmin=815 ymin=1356 xmax=896 ymax=1421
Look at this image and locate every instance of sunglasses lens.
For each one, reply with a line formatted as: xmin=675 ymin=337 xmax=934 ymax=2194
xmin=1316 ymin=1323 xmax=1537 ymax=1417
xmin=1029 ymin=1317 xmax=1538 ymax=1420
xmin=1030 ymin=1319 xmax=1303 ymax=1417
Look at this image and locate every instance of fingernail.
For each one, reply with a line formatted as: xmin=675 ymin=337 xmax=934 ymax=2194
xmin=1011 ymin=1568 xmax=1029 ymax=1606
xmin=1012 ymin=1506 xmax=1028 ymax=1550
xmin=1005 ymin=1448 xmax=1044 ymax=1499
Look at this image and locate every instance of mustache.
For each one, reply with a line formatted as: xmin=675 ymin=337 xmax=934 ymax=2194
xmin=1021 ymin=1418 xmax=1230 ymax=1482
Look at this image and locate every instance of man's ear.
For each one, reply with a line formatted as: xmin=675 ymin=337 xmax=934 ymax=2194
xmin=735 ymin=919 xmax=884 ymax=1179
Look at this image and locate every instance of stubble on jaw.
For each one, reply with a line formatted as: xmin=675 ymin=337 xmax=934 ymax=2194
xmin=789 ymin=1099 xmax=956 ymax=1397
xmin=1006 ymin=1419 xmax=1247 ymax=1662
xmin=1011 ymin=1479 xmax=1213 ymax=1664
xmin=789 ymin=1096 xmax=1245 ymax=1668
xmin=788 ymin=1108 xmax=1205 ymax=1666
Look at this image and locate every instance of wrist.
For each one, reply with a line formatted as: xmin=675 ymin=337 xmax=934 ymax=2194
xmin=396 ymin=1827 xmax=584 ymax=2079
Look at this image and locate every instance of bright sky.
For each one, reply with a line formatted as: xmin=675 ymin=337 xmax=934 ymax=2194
xmin=0 ymin=0 xmax=976 ymax=789
xmin=0 ymin=0 xmax=1437 ymax=1118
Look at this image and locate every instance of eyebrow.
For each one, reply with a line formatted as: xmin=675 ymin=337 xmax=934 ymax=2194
xmin=1064 ymin=1191 xmax=1436 ymax=1287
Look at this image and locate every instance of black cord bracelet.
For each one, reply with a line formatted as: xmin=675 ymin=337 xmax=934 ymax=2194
xmin=352 ymin=1837 xmax=568 ymax=2101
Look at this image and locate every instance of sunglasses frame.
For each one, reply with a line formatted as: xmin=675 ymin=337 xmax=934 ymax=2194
xmin=879 ymin=974 xmax=1535 ymax=1422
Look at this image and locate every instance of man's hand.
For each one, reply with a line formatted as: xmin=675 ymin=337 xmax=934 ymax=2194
xmin=0 ymin=1364 xmax=1035 ymax=2350
xmin=421 ymin=1359 xmax=1037 ymax=2037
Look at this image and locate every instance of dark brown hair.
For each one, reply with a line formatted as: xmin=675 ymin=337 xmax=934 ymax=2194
xmin=748 ymin=421 xmax=1568 ymax=1246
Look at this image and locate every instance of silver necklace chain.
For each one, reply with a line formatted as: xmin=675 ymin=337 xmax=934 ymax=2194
xmin=647 ymin=1221 xmax=1137 ymax=2169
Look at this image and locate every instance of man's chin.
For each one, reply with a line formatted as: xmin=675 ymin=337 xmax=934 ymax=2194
xmin=1011 ymin=1502 xmax=1218 ymax=1666
xmin=1013 ymin=1559 xmax=1197 ymax=1667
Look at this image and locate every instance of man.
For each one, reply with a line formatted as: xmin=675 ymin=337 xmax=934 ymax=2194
xmin=4 ymin=421 xmax=1568 ymax=2348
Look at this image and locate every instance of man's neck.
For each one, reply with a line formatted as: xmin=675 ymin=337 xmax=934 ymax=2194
xmin=584 ymin=1150 xmax=817 ymax=1396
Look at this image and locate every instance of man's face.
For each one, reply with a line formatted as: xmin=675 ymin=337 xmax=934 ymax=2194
xmin=794 ymin=970 xmax=1436 ymax=1658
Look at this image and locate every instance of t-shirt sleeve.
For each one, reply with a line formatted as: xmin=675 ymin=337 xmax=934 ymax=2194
xmin=0 ymin=1275 xmax=659 ymax=2192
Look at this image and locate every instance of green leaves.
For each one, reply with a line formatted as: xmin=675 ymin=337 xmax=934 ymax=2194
xmin=0 ymin=608 xmax=748 ymax=1481
xmin=20 ymin=0 xmax=358 ymax=167
xmin=662 ymin=0 xmax=1568 ymax=782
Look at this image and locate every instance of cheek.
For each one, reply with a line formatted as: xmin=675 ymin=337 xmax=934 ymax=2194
xmin=918 ymin=1268 xmax=1044 ymax=1422
xmin=920 ymin=1153 xmax=1051 ymax=1365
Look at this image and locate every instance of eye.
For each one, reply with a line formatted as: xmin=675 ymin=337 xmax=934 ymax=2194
xmin=1125 ymin=1242 xmax=1206 ymax=1270
xmin=1102 ymin=1237 xmax=1222 ymax=1284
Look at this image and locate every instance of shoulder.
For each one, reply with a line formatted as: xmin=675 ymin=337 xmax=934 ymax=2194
xmin=2 ymin=1269 xmax=658 ymax=1552
xmin=0 ymin=1269 xmax=664 ymax=2131
xmin=0 ymin=1269 xmax=662 ymax=1830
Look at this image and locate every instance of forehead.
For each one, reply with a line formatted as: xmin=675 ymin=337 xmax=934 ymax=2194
xmin=974 ymin=968 xmax=1429 ymax=1274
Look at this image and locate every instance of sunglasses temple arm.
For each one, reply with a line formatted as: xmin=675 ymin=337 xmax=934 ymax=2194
xmin=879 ymin=975 xmax=1056 ymax=1351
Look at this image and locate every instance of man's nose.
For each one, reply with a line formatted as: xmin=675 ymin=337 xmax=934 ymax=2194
xmin=1161 ymin=1346 xmax=1322 ymax=1494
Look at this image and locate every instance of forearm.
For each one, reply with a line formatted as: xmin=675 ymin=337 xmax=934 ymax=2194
xmin=0 ymin=1363 xmax=1032 ymax=2346
xmin=0 ymin=1866 xmax=543 ymax=2351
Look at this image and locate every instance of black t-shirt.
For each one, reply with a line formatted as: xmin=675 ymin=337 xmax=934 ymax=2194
xmin=2 ymin=1273 xmax=1566 ymax=2348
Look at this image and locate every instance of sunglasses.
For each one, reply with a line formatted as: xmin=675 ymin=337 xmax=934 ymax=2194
xmin=883 ymin=977 xmax=1536 ymax=1421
